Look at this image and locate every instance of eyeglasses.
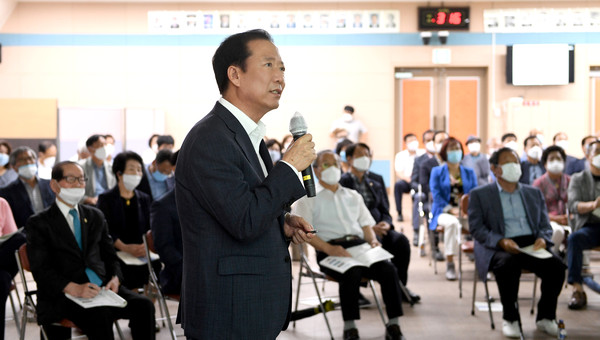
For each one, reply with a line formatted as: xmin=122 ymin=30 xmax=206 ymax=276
xmin=60 ymin=176 xmax=87 ymax=184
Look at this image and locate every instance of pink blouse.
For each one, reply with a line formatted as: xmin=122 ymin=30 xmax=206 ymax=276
xmin=0 ymin=197 xmax=18 ymax=236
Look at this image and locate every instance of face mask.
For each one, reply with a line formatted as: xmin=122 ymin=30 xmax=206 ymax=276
xmin=105 ymin=144 xmax=116 ymax=158
xmin=447 ymin=150 xmax=463 ymax=164
xmin=320 ymin=166 xmax=341 ymax=185
xmin=505 ymin=141 xmax=519 ymax=151
xmin=435 ymin=143 xmax=443 ymax=153
xmin=407 ymin=140 xmax=419 ymax=152
xmin=467 ymin=142 xmax=481 ymax=154
xmin=58 ymin=187 xmax=85 ymax=206
xmin=425 ymin=141 xmax=435 ymax=153
xmin=268 ymin=150 xmax=281 ymax=163
xmin=94 ymin=146 xmax=107 ymax=161
xmin=152 ymin=170 xmax=168 ymax=182
xmin=151 ymin=144 xmax=158 ymax=153
xmin=18 ymin=164 xmax=37 ymax=179
xmin=339 ymin=150 xmax=347 ymax=162
xmin=0 ymin=153 xmax=9 ymax=167
xmin=546 ymin=160 xmax=564 ymax=174
xmin=488 ymin=148 xmax=497 ymax=156
xmin=352 ymin=156 xmax=371 ymax=172
xmin=593 ymin=154 xmax=600 ymax=169
xmin=342 ymin=113 xmax=353 ymax=122
xmin=536 ymin=134 xmax=545 ymax=146
xmin=122 ymin=174 xmax=142 ymax=191
xmin=527 ymin=146 xmax=542 ymax=160
xmin=43 ymin=156 xmax=56 ymax=168
xmin=555 ymin=140 xmax=568 ymax=151
xmin=500 ymin=162 xmax=522 ymax=183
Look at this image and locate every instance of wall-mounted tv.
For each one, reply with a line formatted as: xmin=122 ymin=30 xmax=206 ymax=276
xmin=506 ymin=44 xmax=574 ymax=86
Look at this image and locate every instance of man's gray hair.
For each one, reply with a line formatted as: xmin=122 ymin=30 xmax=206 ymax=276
xmin=9 ymin=146 xmax=37 ymax=166
xmin=312 ymin=149 xmax=340 ymax=168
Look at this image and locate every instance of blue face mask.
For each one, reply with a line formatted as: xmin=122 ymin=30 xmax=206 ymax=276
xmin=152 ymin=170 xmax=169 ymax=182
xmin=339 ymin=150 xmax=347 ymax=162
xmin=0 ymin=153 xmax=8 ymax=167
xmin=447 ymin=150 xmax=463 ymax=164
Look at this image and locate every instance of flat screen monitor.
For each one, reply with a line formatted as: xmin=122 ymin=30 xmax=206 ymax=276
xmin=506 ymin=44 xmax=574 ymax=86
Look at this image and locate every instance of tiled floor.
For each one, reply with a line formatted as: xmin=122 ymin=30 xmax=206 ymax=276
xmin=5 ymin=194 xmax=600 ymax=339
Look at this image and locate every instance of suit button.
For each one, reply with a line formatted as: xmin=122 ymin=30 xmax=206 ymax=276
xmin=284 ymin=255 xmax=290 ymax=263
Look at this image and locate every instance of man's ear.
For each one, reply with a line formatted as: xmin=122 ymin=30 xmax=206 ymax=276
xmin=49 ymin=179 xmax=61 ymax=195
xmin=227 ymin=65 xmax=241 ymax=88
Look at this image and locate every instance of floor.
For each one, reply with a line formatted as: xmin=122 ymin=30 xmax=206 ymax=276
xmin=4 ymin=193 xmax=600 ymax=340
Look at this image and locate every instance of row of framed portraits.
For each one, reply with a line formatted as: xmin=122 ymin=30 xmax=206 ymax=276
xmin=484 ymin=8 xmax=600 ymax=33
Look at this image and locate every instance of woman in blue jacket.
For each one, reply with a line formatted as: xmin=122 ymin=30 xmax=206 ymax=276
xmin=430 ymin=137 xmax=477 ymax=281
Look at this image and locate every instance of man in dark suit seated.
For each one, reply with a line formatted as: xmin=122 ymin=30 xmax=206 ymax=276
xmin=409 ymin=130 xmax=434 ymax=247
xmin=519 ymin=135 xmax=545 ymax=185
xmin=468 ymin=147 xmax=565 ymax=338
xmin=25 ymin=161 xmax=155 ymax=340
xmin=340 ymin=143 xmax=419 ymax=304
xmin=565 ymin=135 xmax=598 ymax=176
xmin=294 ymin=150 xmax=406 ymax=340
xmin=0 ymin=146 xmax=54 ymax=227
xmin=150 ymin=188 xmax=182 ymax=295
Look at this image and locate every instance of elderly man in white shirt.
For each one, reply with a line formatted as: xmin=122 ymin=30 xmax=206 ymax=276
xmin=294 ymin=150 xmax=405 ymax=340
xmin=394 ymin=133 xmax=425 ymax=221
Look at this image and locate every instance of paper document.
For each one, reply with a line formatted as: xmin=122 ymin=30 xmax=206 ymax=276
xmin=117 ymin=250 xmax=159 ymax=266
xmin=517 ymin=244 xmax=553 ymax=259
xmin=319 ymin=243 xmax=394 ymax=274
xmin=592 ymin=208 xmax=600 ymax=219
xmin=65 ymin=288 xmax=127 ymax=309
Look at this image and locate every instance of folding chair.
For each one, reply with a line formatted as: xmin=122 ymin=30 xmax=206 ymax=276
xmin=15 ymin=244 xmax=124 ymax=340
xmin=458 ymin=194 xmax=473 ymax=298
xmin=7 ymin=281 xmax=21 ymax=333
xmin=143 ymin=230 xmax=179 ymax=340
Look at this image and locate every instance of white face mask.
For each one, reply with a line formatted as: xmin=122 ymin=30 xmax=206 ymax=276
xmin=425 ymin=141 xmax=435 ymax=153
xmin=546 ymin=160 xmax=564 ymax=174
xmin=105 ymin=144 xmax=116 ymax=158
xmin=592 ymin=154 xmax=600 ymax=169
xmin=467 ymin=142 xmax=481 ymax=154
xmin=342 ymin=113 xmax=353 ymax=122
xmin=536 ymin=134 xmax=545 ymax=146
xmin=352 ymin=156 xmax=371 ymax=172
xmin=500 ymin=162 xmax=522 ymax=183
xmin=58 ymin=187 xmax=85 ymax=206
xmin=527 ymin=145 xmax=543 ymax=160
xmin=320 ymin=166 xmax=341 ymax=185
xmin=43 ymin=156 xmax=56 ymax=168
xmin=151 ymin=144 xmax=158 ymax=153
xmin=555 ymin=140 xmax=568 ymax=151
xmin=0 ymin=153 xmax=9 ymax=167
xmin=435 ymin=143 xmax=443 ymax=154
xmin=505 ymin=141 xmax=519 ymax=151
xmin=407 ymin=140 xmax=419 ymax=152
xmin=18 ymin=164 xmax=38 ymax=179
xmin=94 ymin=146 xmax=107 ymax=161
xmin=122 ymin=174 xmax=142 ymax=191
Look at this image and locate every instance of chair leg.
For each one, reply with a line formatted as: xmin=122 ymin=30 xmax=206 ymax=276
xmin=397 ymin=279 xmax=414 ymax=307
xmin=292 ymin=253 xmax=304 ymax=329
xmin=299 ymin=253 xmax=334 ymax=340
xmin=114 ymin=321 xmax=125 ymax=340
xmin=531 ymin=275 xmax=538 ymax=315
xmin=471 ymin=269 xmax=477 ymax=316
xmin=369 ymin=280 xmax=387 ymax=326
xmin=484 ymin=280 xmax=495 ymax=330
xmin=9 ymin=288 xmax=20 ymax=333
xmin=429 ymin=229 xmax=437 ymax=274
xmin=458 ymin=247 xmax=463 ymax=298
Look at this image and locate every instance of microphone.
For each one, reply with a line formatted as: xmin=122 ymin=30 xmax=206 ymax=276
xmin=289 ymin=111 xmax=316 ymax=197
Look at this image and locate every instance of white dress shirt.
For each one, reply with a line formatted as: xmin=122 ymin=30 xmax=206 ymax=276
xmin=293 ymin=185 xmax=375 ymax=242
xmin=55 ymin=198 xmax=78 ymax=235
xmin=394 ymin=149 xmax=425 ymax=179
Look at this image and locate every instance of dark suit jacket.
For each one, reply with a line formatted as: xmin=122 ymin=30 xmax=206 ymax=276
xmin=0 ymin=177 xmax=54 ymax=228
xmin=565 ymin=156 xmax=585 ymax=176
xmin=519 ymin=160 xmax=546 ymax=185
xmin=410 ymin=153 xmax=432 ymax=192
xmin=339 ymin=171 xmax=393 ymax=226
xmin=419 ymin=156 xmax=440 ymax=195
xmin=25 ymin=203 xmax=122 ymax=324
xmin=96 ymin=186 xmax=152 ymax=245
xmin=150 ymin=189 xmax=182 ymax=294
xmin=468 ymin=183 xmax=553 ymax=281
xmin=175 ymin=102 xmax=306 ymax=339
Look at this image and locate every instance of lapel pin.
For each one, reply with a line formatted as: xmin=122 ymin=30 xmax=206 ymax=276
xmin=84 ymin=218 xmax=88 ymax=223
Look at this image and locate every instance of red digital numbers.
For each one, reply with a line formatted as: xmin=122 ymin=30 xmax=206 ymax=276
xmin=435 ymin=12 xmax=447 ymax=25
xmin=448 ymin=12 xmax=462 ymax=25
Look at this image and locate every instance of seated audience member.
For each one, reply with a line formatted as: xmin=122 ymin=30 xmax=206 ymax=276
xmin=461 ymin=136 xmax=491 ymax=186
xmin=143 ymin=149 xmax=174 ymax=200
xmin=468 ymin=147 xmax=565 ymax=338
xmin=294 ymin=150 xmax=405 ymax=340
xmin=96 ymin=151 xmax=159 ymax=290
xmin=104 ymin=134 xmax=116 ymax=163
xmin=37 ymin=141 xmax=57 ymax=180
xmin=532 ymin=146 xmax=570 ymax=254
xmin=0 ymin=141 xmax=18 ymax=188
xmin=501 ymin=132 xmax=519 ymax=152
xmin=150 ymin=188 xmax=182 ymax=295
xmin=141 ymin=134 xmax=160 ymax=165
xmin=566 ymin=140 xmax=600 ymax=310
xmin=341 ymin=143 xmax=420 ymax=303
xmin=26 ymin=161 xmax=155 ymax=340
xmin=69 ymin=139 xmax=91 ymax=162
xmin=156 ymin=135 xmax=175 ymax=151
xmin=80 ymin=134 xmax=116 ymax=205
xmin=430 ymin=138 xmax=477 ymax=280
xmin=410 ymin=129 xmax=435 ymax=246
xmin=486 ymin=137 xmax=502 ymax=158
xmin=553 ymin=132 xmax=578 ymax=176
xmin=419 ymin=131 xmax=449 ymax=261
xmin=335 ymin=138 xmax=354 ymax=173
xmin=519 ymin=135 xmax=545 ymax=185
xmin=0 ymin=147 xmax=55 ymax=227
xmin=394 ymin=133 xmax=424 ymax=222
xmin=0 ymin=197 xmax=26 ymax=340
xmin=529 ymin=128 xmax=546 ymax=148
xmin=265 ymin=138 xmax=283 ymax=165
xmin=566 ymin=135 xmax=598 ymax=176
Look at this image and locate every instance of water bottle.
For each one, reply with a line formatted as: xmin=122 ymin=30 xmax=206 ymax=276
xmin=557 ymin=319 xmax=566 ymax=339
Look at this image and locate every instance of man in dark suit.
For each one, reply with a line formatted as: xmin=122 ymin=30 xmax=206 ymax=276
xmin=468 ymin=147 xmax=565 ymax=338
xmin=519 ymin=135 xmax=545 ymax=185
xmin=150 ymin=188 xmax=182 ymax=295
xmin=0 ymin=146 xmax=54 ymax=227
xmin=409 ymin=130 xmax=434 ymax=245
xmin=176 ymin=29 xmax=316 ymax=340
xmin=340 ymin=143 xmax=419 ymax=304
xmin=25 ymin=161 xmax=155 ymax=340
xmin=565 ymin=135 xmax=597 ymax=175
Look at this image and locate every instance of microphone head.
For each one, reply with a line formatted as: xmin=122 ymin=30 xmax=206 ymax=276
xmin=289 ymin=111 xmax=308 ymax=137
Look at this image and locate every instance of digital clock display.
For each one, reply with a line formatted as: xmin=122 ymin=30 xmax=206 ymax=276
xmin=418 ymin=7 xmax=470 ymax=30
